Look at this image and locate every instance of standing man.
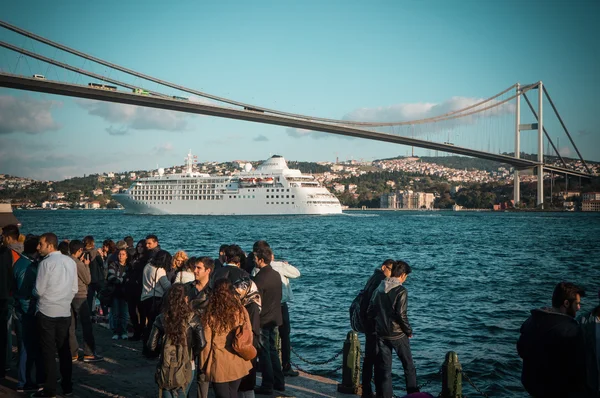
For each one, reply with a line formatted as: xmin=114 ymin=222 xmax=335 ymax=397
xmin=578 ymin=288 xmax=600 ymax=396
xmin=367 ymin=260 xmax=418 ymax=396
xmin=360 ymin=259 xmax=394 ymax=398
xmin=517 ymin=282 xmax=587 ymax=397
xmin=68 ymin=240 xmax=103 ymax=363
xmin=0 ymin=226 xmax=17 ymax=379
xmin=32 ymin=232 xmax=78 ymax=398
xmin=145 ymin=234 xmax=161 ymax=260
xmin=253 ymin=247 xmax=285 ymax=395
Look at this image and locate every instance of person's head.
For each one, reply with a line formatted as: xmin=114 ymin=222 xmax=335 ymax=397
xmin=381 ymin=259 xmax=394 ymax=278
xmin=252 ymin=240 xmax=270 ymax=253
xmin=37 ymin=232 xmax=58 ymax=257
xmin=233 ymin=276 xmax=253 ymax=300
xmin=69 ymin=239 xmax=85 ymax=258
xmin=82 ymin=235 xmax=95 ymax=250
xmin=552 ymin=282 xmax=586 ymax=318
xmin=193 ymin=257 xmax=214 ymax=285
xmin=117 ymin=248 xmax=128 ymax=264
xmin=224 ymin=244 xmax=244 ymax=266
xmin=150 ymin=250 xmax=172 ymax=270
xmin=203 ymin=278 xmax=244 ymax=334
xmin=390 ymin=260 xmax=412 ymax=283
xmin=57 ymin=241 xmax=70 ymax=255
xmin=124 ymin=236 xmax=134 ymax=248
xmin=116 ymin=240 xmax=128 ymax=251
xmin=136 ymin=239 xmax=147 ymax=254
xmin=254 ymin=247 xmax=273 ymax=268
xmin=172 ymin=251 xmax=189 ymax=269
xmin=102 ymin=239 xmax=116 ymax=255
xmin=23 ymin=235 xmax=39 ymax=255
xmin=1 ymin=224 xmax=20 ymax=246
xmin=218 ymin=244 xmax=228 ymax=258
xmin=163 ymin=284 xmax=192 ymax=345
xmin=145 ymin=235 xmax=159 ymax=250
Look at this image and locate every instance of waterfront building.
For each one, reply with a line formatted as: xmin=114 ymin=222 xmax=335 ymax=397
xmin=582 ymin=192 xmax=600 ymax=212
xmin=380 ymin=191 xmax=435 ymax=209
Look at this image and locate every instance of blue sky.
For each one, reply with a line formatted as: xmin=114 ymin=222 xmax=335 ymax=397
xmin=0 ymin=0 xmax=598 ymax=180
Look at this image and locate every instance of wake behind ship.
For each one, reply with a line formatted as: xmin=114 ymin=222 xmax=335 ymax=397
xmin=112 ymin=153 xmax=342 ymax=215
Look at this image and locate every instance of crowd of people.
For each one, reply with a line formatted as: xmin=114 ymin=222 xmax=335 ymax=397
xmin=0 ymin=225 xmax=302 ymax=398
xmin=1 ymin=222 xmax=598 ymax=398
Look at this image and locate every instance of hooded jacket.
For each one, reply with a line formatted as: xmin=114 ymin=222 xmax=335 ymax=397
xmin=367 ymin=278 xmax=412 ymax=340
xmin=517 ymin=307 xmax=587 ymax=397
xmin=360 ymin=268 xmax=387 ymax=334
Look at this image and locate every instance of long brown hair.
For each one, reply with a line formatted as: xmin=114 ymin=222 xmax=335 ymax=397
xmin=163 ymin=284 xmax=192 ymax=345
xmin=202 ymin=279 xmax=245 ymax=334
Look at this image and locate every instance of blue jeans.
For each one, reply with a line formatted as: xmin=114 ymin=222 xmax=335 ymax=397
xmin=111 ymin=297 xmax=129 ymax=335
xmin=161 ymin=368 xmax=196 ymax=398
xmin=17 ymin=313 xmax=43 ymax=388
xmin=374 ymin=336 xmax=418 ymax=397
xmin=258 ymin=326 xmax=284 ymax=390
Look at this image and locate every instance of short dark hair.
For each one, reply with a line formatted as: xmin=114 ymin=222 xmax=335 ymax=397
xmin=82 ymin=235 xmax=94 ymax=249
xmin=225 ymin=244 xmax=244 ymax=264
xmin=198 ymin=256 xmax=215 ymax=272
xmin=69 ymin=239 xmax=84 ymax=255
xmin=150 ymin=250 xmax=172 ymax=270
xmin=57 ymin=241 xmax=70 ymax=255
xmin=253 ymin=240 xmax=270 ymax=252
xmin=124 ymin=236 xmax=134 ymax=246
xmin=218 ymin=244 xmax=228 ymax=253
xmin=552 ymin=282 xmax=586 ymax=308
xmin=23 ymin=235 xmax=39 ymax=254
xmin=382 ymin=258 xmax=395 ymax=267
xmin=40 ymin=232 xmax=58 ymax=250
xmin=2 ymin=224 xmax=19 ymax=241
xmin=390 ymin=260 xmax=412 ymax=278
xmin=102 ymin=239 xmax=116 ymax=254
xmin=254 ymin=247 xmax=273 ymax=265
xmin=146 ymin=234 xmax=159 ymax=243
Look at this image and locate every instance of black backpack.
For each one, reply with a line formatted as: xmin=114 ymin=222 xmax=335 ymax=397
xmin=349 ymin=290 xmax=365 ymax=333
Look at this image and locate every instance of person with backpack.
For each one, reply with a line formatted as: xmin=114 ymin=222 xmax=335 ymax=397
xmin=200 ymin=278 xmax=253 ymax=398
xmin=148 ymin=284 xmax=205 ymax=398
xmin=357 ymin=259 xmax=394 ymax=398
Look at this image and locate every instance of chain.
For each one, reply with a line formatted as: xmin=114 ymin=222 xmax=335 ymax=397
xmin=290 ymin=345 xmax=343 ymax=365
xmin=290 ymin=360 xmax=343 ymax=375
xmin=460 ymin=369 xmax=490 ymax=397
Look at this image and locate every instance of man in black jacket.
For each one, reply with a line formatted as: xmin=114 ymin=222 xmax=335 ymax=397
xmin=360 ymin=259 xmax=394 ymax=398
xmin=368 ymin=260 xmax=418 ymax=397
xmin=517 ymin=282 xmax=587 ymax=397
xmin=252 ymin=247 xmax=285 ymax=395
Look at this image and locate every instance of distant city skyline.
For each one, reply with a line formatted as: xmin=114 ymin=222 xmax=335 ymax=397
xmin=0 ymin=0 xmax=598 ymax=180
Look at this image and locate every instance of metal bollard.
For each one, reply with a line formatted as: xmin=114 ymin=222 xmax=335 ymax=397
xmin=441 ymin=351 xmax=462 ymax=398
xmin=337 ymin=331 xmax=361 ymax=394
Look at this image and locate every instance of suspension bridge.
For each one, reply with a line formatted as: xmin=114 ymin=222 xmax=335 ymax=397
xmin=0 ymin=20 xmax=595 ymax=208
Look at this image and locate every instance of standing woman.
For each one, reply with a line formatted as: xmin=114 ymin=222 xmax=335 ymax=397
xmin=140 ymin=250 xmax=172 ymax=356
xmin=168 ymin=251 xmax=188 ymax=283
xmin=107 ymin=248 xmax=130 ymax=340
xmin=234 ymin=277 xmax=262 ymax=398
xmin=148 ymin=284 xmax=205 ymax=398
xmin=200 ymin=279 xmax=252 ymax=398
xmin=124 ymin=239 xmax=147 ymax=341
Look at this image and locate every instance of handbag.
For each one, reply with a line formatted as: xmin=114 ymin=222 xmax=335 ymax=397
xmin=232 ymin=320 xmax=257 ymax=361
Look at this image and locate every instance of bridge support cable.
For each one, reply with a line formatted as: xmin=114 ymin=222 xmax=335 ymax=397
xmin=0 ymin=19 xmax=528 ymax=128
xmin=537 ymin=82 xmax=544 ymax=208
xmin=521 ymin=92 xmax=567 ymax=168
xmin=542 ymin=86 xmax=591 ymax=174
xmin=0 ymin=41 xmax=169 ymax=98
xmin=514 ymin=84 xmax=521 ymax=204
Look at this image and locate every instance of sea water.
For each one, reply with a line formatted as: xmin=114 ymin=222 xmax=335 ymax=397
xmin=14 ymin=210 xmax=600 ymax=396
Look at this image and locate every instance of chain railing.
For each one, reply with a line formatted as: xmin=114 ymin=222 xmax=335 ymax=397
xmin=460 ymin=369 xmax=490 ymax=398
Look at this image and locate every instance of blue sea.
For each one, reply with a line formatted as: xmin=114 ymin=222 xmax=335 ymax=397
xmin=14 ymin=210 xmax=600 ymax=397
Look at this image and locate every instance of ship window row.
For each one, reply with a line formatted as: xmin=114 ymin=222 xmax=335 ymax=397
xmin=307 ymin=200 xmax=337 ymax=205
xmin=132 ymin=195 xmax=222 ymax=201
xmin=228 ymin=195 xmax=256 ymax=199
xmin=134 ymin=190 xmax=216 ymax=195
xmin=266 ymin=202 xmax=294 ymax=205
xmin=266 ymin=195 xmax=294 ymax=199
xmin=266 ymin=189 xmax=290 ymax=192
xmin=135 ymin=184 xmax=218 ymax=189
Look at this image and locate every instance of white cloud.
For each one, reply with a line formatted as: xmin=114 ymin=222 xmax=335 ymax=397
xmin=286 ymin=127 xmax=329 ymax=140
xmin=106 ymin=126 xmax=129 ymax=136
xmin=77 ymin=99 xmax=190 ymax=132
xmin=0 ymin=95 xmax=61 ymax=135
xmin=253 ymin=134 xmax=269 ymax=142
xmin=153 ymin=142 xmax=174 ymax=155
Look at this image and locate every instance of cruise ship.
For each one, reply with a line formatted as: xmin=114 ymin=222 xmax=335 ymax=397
xmin=112 ymin=153 xmax=342 ymax=215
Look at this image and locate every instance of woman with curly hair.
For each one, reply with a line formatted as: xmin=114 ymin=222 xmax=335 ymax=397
xmin=200 ymin=279 xmax=253 ymax=398
xmin=148 ymin=284 xmax=205 ymax=398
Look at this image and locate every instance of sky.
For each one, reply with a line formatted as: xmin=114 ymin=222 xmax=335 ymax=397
xmin=0 ymin=0 xmax=598 ymax=180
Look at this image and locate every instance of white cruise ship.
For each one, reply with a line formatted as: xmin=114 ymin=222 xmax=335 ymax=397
xmin=112 ymin=153 xmax=342 ymax=215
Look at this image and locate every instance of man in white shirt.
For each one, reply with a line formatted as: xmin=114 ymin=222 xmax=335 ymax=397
xmin=32 ymin=233 xmax=78 ymax=398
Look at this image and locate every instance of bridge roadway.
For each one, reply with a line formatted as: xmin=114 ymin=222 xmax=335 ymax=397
xmin=0 ymin=73 xmax=592 ymax=179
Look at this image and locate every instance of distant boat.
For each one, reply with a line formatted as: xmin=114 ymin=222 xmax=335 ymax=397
xmin=0 ymin=203 xmax=21 ymax=227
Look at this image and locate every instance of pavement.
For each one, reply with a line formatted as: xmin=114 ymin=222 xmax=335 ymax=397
xmin=1 ymin=322 xmax=358 ymax=398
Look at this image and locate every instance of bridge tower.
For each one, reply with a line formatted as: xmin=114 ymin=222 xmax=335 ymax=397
xmin=514 ymin=81 xmax=544 ymax=208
